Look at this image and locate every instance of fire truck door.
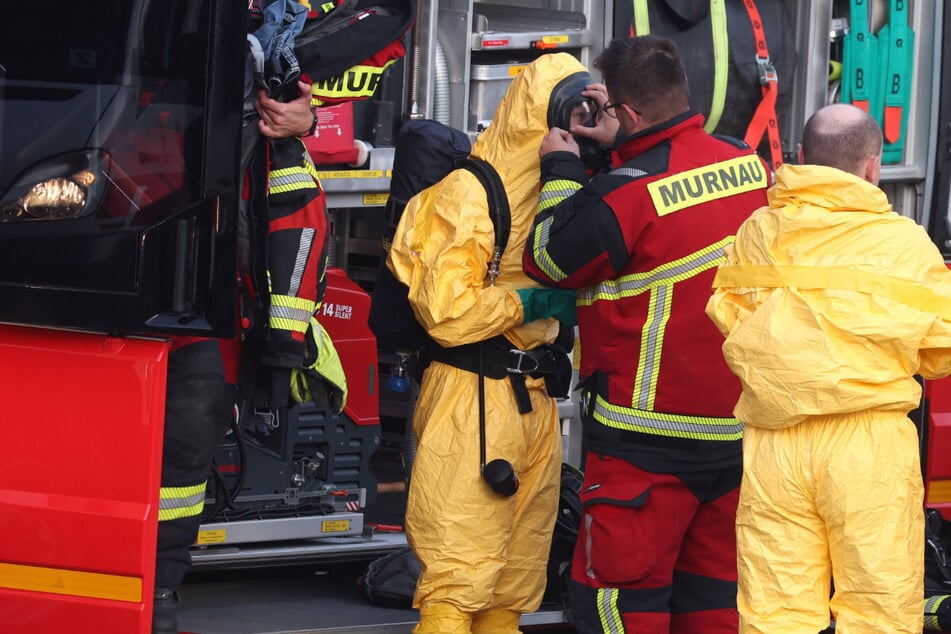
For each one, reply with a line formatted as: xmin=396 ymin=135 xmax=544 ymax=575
xmin=0 ymin=324 xmax=170 ymax=634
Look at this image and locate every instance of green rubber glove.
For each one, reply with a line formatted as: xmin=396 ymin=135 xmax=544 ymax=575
xmin=517 ymin=287 xmax=577 ymax=326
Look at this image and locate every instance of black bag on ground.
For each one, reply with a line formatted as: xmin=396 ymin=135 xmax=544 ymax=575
xmin=360 ymin=547 xmax=421 ymax=609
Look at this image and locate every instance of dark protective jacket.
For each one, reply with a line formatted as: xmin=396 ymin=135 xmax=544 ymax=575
xmin=523 ymin=111 xmax=769 ymax=470
xmin=613 ymin=0 xmax=796 ymax=163
xmin=248 ymin=135 xmax=330 ymax=371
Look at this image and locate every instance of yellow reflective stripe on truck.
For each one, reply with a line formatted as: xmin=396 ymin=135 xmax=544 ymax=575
xmin=0 ymin=561 xmax=141 ymax=603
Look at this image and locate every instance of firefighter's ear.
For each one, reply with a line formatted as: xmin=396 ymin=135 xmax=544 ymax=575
xmin=618 ymin=103 xmax=642 ymax=136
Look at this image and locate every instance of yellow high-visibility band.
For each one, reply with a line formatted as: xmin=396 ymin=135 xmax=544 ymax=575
xmin=158 ymin=483 xmax=206 ymax=522
xmin=714 ymin=265 xmax=951 ymax=320
xmin=596 ymin=587 xmax=624 ymax=632
xmin=706 ymin=0 xmax=729 ymax=134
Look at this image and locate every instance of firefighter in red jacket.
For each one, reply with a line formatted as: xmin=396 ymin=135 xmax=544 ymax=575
xmin=152 ymin=80 xmax=324 ymax=634
xmin=523 ymin=36 xmax=770 ymax=633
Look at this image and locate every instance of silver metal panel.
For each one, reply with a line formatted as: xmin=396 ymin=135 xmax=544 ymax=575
xmin=786 ymin=0 xmax=833 ymax=159
xmin=470 ymin=30 xmax=593 ymax=50
xmin=197 ymin=514 xmax=365 ymax=546
xmin=558 ymin=364 xmax=583 ymax=468
xmin=190 ymin=532 xmax=409 ymax=568
xmin=521 ymin=609 xmax=570 ymax=626
xmin=917 ymin=1 xmax=945 ymax=232
xmin=468 ymin=63 xmax=525 ymax=132
xmin=438 ymin=3 xmax=475 ymax=131
xmin=468 ymin=2 xmax=591 ymax=50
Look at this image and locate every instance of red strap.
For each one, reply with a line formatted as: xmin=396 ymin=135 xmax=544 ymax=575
xmin=883 ymin=105 xmax=902 ymax=143
xmin=740 ymin=0 xmax=783 ymax=172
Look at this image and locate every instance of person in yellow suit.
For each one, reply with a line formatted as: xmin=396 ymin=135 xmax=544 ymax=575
xmin=707 ymin=103 xmax=951 ymax=634
xmin=387 ymin=52 xmax=591 ymax=634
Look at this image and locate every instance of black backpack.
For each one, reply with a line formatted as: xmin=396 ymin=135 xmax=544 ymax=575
xmin=368 ymin=119 xmax=510 ymax=357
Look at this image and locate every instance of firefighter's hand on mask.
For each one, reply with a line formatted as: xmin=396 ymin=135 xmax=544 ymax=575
xmin=570 ymin=117 xmax=619 ymax=150
xmin=539 ymin=128 xmax=579 ymax=158
xmin=256 ymin=80 xmax=316 ymax=139
xmin=517 ymin=288 xmax=578 ymax=326
xmin=571 ymin=83 xmax=620 ymax=149
xmin=582 ymin=82 xmax=609 ymax=108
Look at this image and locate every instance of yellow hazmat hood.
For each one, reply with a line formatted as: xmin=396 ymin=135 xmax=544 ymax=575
xmin=388 ymin=53 xmax=588 ymax=349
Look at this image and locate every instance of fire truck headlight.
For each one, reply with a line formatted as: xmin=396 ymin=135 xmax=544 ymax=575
xmin=0 ymin=150 xmax=106 ymax=222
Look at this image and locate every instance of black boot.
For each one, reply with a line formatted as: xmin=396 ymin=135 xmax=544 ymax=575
xmin=152 ymin=586 xmax=179 ymax=634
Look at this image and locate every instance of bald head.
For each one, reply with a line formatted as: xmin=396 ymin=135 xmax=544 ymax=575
xmin=799 ymin=104 xmax=883 ymax=182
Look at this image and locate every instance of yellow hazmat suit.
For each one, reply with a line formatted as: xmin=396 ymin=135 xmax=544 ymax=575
xmin=707 ymin=164 xmax=951 ymax=633
xmin=387 ymin=53 xmax=587 ymax=633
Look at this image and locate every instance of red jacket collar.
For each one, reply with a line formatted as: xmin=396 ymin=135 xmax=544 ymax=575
xmin=615 ymin=111 xmax=705 ymax=162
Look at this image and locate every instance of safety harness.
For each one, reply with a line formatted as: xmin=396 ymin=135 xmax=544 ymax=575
xmin=631 ymin=0 xmax=783 ymax=171
xmin=419 ymin=157 xmax=572 ymax=413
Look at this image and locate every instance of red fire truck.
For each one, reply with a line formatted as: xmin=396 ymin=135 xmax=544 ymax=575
xmin=1 ymin=1 xmax=950 ymax=632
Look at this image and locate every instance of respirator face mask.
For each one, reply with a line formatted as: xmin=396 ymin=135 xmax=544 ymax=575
xmin=570 ymin=101 xmax=610 ymax=173
xmin=548 ymin=71 xmax=610 ymax=173
xmin=569 ymin=99 xmax=599 ymax=129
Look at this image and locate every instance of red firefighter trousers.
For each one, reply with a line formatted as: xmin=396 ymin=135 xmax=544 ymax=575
xmin=569 ymin=452 xmax=740 ymax=633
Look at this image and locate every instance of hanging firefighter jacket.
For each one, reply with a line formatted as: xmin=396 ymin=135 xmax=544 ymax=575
xmin=614 ymin=0 xmax=796 ymax=171
xmin=247 ymin=0 xmax=415 ymax=106
xmin=241 ymin=133 xmax=332 ymax=410
xmin=295 ymin=0 xmax=416 ymax=106
xmin=241 ymin=0 xmax=412 ymax=407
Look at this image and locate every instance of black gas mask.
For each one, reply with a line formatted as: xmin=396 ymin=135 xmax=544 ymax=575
xmin=548 ymin=71 xmax=611 ymax=173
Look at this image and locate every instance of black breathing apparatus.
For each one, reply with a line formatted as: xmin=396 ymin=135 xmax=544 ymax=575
xmin=548 ymin=71 xmax=611 ymax=173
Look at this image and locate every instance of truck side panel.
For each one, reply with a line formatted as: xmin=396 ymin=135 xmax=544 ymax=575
xmin=0 ymin=325 xmax=169 ymax=634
